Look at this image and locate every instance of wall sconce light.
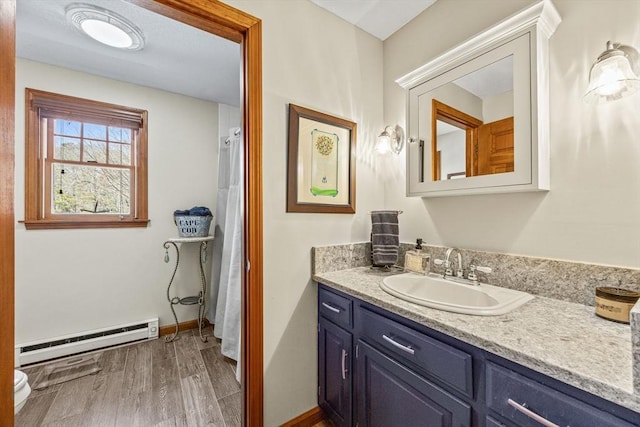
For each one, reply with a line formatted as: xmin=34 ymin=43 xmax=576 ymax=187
xmin=66 ymin=5 xmax=145 ymax=50
xmin=375 ymin=125 xmax=404 ymax=155
xmin=585 ymin=41 xmax=640 ymax=104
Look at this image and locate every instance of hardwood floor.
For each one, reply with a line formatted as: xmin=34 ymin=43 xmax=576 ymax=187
xmin=15 ymin=326 xmax=241 ymax=427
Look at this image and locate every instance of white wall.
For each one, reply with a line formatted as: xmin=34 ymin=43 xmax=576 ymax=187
xmin=218 ymin=104 xmax=241 ymax=138
xmin=384 ymin=0 xmax=640 ymax=267
xmin=14 ymin=59 xmax=219 ymax=344
xmin=438 ymin=129 xmax=466 ymax=179
xmin=483 ymin=90 xmax=514 ymax=123
xmin=225 ymin=1 xmax=385 ymax=424
xmin=423 ymin=81 xmax=483 ymax=123
xmin=218 ymin=0 xmax=640 ymax=424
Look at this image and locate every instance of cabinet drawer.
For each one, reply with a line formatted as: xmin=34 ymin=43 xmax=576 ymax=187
xmin=486 ymin=362 xmax=636 ymax=427
xmin=359 ymin=307 xmax=473 ymax=397
xmin=319 ymin=287 xmax=352 ymax=329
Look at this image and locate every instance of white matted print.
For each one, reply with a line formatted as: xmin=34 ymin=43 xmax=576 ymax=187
xmin=296 ymin=117 xmax=350 ymax=205
xmin=287 ymin=104 xmax=356 ymax=214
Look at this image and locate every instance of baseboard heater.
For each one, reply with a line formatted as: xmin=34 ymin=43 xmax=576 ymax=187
xmin=15 ymin=318 xmax=159 ymax=366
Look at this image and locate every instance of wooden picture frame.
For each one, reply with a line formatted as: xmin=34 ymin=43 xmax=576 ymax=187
xmin=287 ymin=104 xmax=356 ymax=213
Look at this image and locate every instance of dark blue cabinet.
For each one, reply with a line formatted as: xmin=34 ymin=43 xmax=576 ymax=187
xmin=485 ymin=417 xmax=506 ymax=427
xmin=356 ymin=340 xmax=471 ymax=427
xmin=358 ymin=307 xmax=474 ymax=398
xmin=317 ymin=283 xmax=640 ymax=427
xmin=318 ymin=319 xmax=352 ymax=427
xmin=318 ymin=288 xmax=354 ymax=427
xmin=486 ymin=362 xmax=637 ymax=427
xmin=319 ymin=285 xmax=471 ymax=427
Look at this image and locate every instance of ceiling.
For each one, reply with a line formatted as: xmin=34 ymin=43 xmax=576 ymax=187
xmin=310 ymin=0 xmax=437 ymax=40
xmin=16 ymin=0 xmax=241 ymax=106
xmin=16 ymin=1 xmax=437 ymax=105
xmin=453 ymin=55 xmax=513 ymax=99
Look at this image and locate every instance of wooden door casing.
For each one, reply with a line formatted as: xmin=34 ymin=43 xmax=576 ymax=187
xmin=431 ymin=99 xmax=482 ymax=181
xmin=3 ymin=1 xmax=263 ymax=424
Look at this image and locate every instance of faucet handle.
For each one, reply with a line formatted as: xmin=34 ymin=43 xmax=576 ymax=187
xmin=468 ymin=264 xmax=491 ymax=273
xmin=434 ymin=259 xmax=453 ymax=277
xmin=468 ymin=264 xmax=491 ymax=283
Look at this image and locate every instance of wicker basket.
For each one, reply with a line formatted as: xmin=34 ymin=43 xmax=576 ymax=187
xmin=174 ymin=215 xmax=213 ymax=238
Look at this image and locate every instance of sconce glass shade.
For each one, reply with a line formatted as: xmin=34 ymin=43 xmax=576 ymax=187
xmin=375 ymin=125 xmax=404 ymax=155
xmin=66 ymin=5 xmax=145 ymax=50
xmin=376 ymin=132 xmax=392 ymax=154
xmin=585 ymin=41 xmax=640 ymax=104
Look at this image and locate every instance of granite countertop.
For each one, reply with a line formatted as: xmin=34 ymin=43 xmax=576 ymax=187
xmin=314 ymin=266 xmax=640 ymax=413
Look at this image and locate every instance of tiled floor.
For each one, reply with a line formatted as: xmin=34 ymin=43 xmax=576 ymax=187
xmin=15 ymin=326 xmax=241 ymax=427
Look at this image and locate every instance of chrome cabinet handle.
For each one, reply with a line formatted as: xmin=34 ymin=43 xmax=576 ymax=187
xmin=321 ymin=302 xmax=341 ymax=313
xmin=341 ymin=349 xmax=348 ymax=380
xmin=507 ymin=399 xmax=559 ymax=427
xmin=418 ymin=139 xmax=425 ymax=183
xmin=382 ymin=334 xmax=415 ymax=355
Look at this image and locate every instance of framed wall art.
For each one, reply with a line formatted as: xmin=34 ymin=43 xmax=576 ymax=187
xmin=287 ymin=104 xmax=356 ymax=213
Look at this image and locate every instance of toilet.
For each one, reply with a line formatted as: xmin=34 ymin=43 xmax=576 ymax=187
xmin=14 ymin=370 xmax=31 ymax=414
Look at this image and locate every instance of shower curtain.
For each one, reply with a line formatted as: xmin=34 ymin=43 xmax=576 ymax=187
xmin=209 ymin=127 xmax=242 ymax=382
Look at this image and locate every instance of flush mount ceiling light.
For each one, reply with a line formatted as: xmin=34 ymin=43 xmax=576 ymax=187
xmin=585 ymin=41 xmax=640 ymax=104
xmin=66 ymin=4 xmax=145 ymax=50
xmin=376 ymin=125 xmax=405 ymax=155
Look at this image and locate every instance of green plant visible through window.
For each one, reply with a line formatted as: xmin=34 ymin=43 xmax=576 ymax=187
xmin=51 ymin=119 xmax=133 ymax=215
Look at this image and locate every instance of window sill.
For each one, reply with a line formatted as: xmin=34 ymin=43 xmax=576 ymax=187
xmin=21 ymin=219 xmax=150 ymax=230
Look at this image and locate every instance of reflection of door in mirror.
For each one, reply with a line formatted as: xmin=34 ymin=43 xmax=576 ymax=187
xmin=477 ymin=116 xmax=514 ymax=175
xmin=431 ymin=99 xmax=482 ymax=181
xmin=430 ymin=55 xmax=515 ymax=181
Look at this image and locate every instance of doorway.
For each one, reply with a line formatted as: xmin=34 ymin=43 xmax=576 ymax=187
xmin=0 ymin=0 xmax=263 ymax=424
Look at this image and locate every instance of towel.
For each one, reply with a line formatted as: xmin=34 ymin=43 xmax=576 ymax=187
xmin=371 ymin=210 xmax=400 ymax=267
xmin=173 ymin=206 xmax=212 ymax=217
xmin=188 ymin=206 xmax=212 ymax=216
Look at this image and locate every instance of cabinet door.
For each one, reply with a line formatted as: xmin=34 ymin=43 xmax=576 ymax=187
xmin=319 ymin=318 xmax=352 ymax=427
xmin=356 ymin=340 xmax=470 ymax=427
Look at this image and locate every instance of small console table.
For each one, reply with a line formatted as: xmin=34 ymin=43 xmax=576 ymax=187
xmin=163 ymin=235 xmax=214 ymax=342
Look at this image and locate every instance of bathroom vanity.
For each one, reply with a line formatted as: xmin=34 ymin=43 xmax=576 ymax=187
xmin=314 ymin=266 xmax=640 ymax=427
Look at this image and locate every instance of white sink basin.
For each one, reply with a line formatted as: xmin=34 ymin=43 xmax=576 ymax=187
xmin=380 ymin=273 xmax=534 ymax=315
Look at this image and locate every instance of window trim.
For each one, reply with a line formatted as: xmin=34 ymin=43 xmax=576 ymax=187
xmin=23 ymin=88 xmax=149 ymax=230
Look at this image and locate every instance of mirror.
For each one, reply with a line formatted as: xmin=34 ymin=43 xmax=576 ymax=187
xmin=431 ymin=55 xmax=514 ymax=181
xmin=397 ymin=0 xmax=561 ymax=197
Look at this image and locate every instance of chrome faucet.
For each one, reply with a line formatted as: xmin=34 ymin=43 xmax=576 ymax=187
xmin=444 ymin=248 xmax=463 ymax=278
xmin=434 ymin=249 xmax=493 ymax=285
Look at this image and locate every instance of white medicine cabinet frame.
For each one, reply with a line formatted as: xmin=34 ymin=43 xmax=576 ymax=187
xmin=397 ymin=0 xmax=561 ymax=197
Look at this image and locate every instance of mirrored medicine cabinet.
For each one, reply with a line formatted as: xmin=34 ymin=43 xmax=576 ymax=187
xmin=397 ymin=0 xmax=561 ymax=197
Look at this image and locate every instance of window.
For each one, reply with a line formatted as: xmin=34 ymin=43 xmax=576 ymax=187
xmin=24 ymin=89 xmax=148 ymax=229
